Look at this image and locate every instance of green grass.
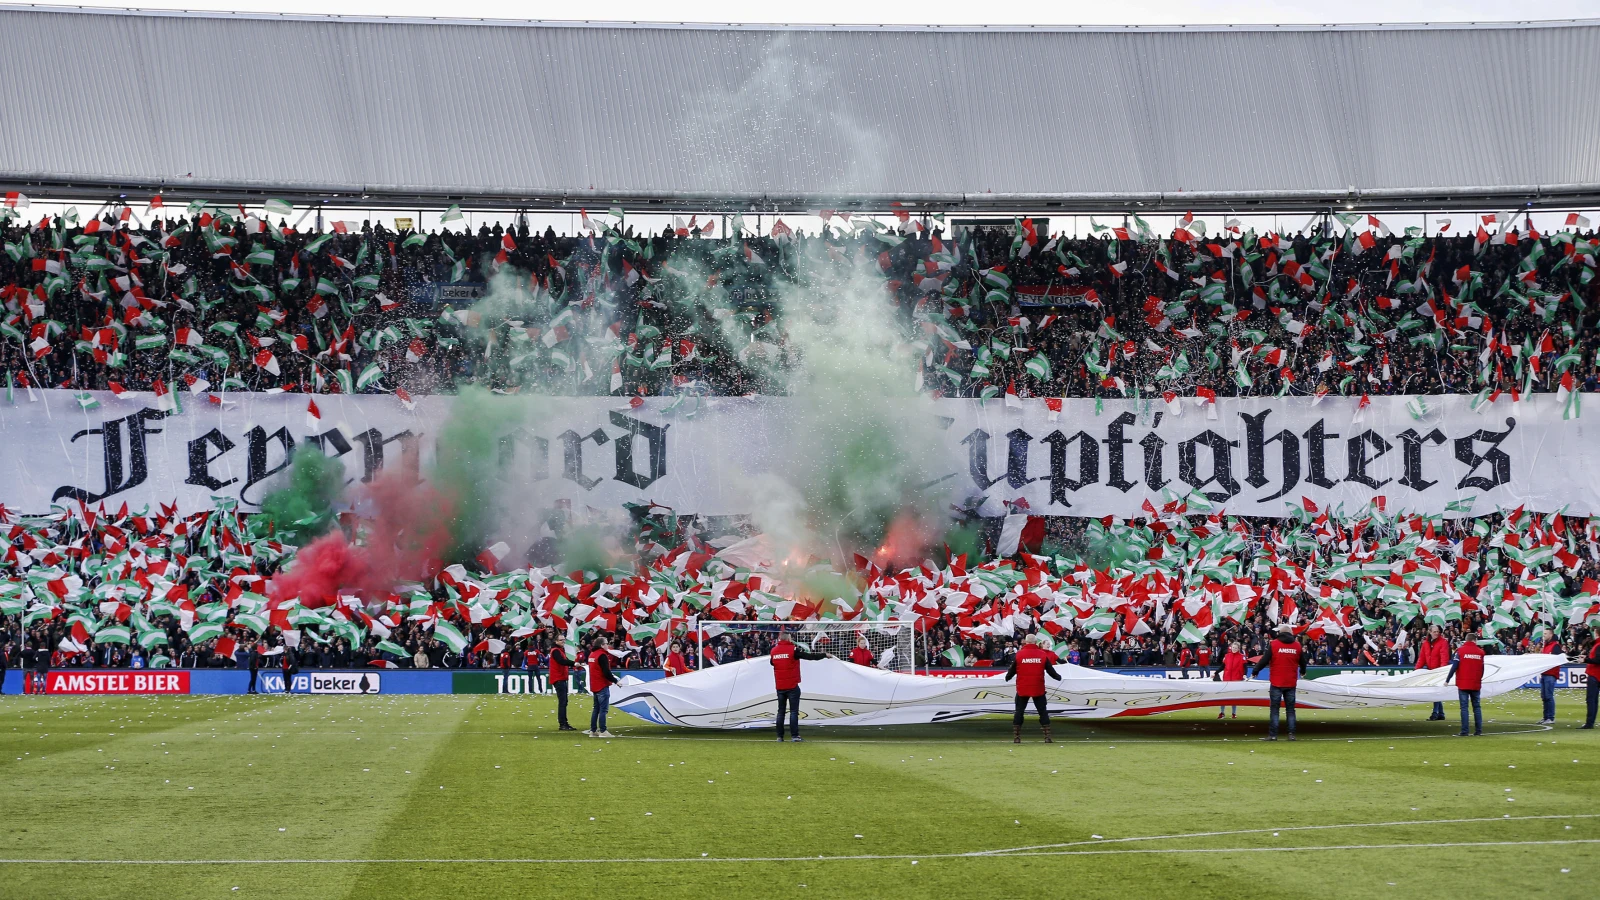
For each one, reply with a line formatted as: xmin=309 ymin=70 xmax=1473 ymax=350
xmin=1 ymin=690 xmax=1596 ymax=899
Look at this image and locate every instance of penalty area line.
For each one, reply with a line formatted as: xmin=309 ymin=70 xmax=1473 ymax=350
xmin=4 ymin=838 xmax=1597 ymax=867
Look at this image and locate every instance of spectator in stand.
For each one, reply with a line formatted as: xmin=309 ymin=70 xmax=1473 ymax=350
xmin=1416 ymin=625 xmax=1452 ymax=721
xmin=524 ymin=646 xmax=545 ymax=694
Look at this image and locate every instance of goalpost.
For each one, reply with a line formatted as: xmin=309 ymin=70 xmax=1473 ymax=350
xmin=694 ymin=619 xmax=921 ymax=674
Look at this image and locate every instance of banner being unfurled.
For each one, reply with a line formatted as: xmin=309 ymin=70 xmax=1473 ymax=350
xmin=1 ymin=389 xmax=1595 ymax=517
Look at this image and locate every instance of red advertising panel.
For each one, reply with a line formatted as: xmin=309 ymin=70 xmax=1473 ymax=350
xmin=45 ymin=671 xmax=191 ymax=694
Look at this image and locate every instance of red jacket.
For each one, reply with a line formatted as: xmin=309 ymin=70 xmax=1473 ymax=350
xmin=771 ymin=639 xmax=802 ymax=691
xmin=1265 ymin=639 xmax=1304 ymax=689
xmin=586 ymin=651 xmax=612 ymax=691
xmin=549 ymin=648 xmax=572 ymax=681
xmin=1221 ymin=651 xmax=1246 ymax=682
xmin=1415 ymin=636 xmax=1451 ymax=670
xmin=849 ymin=647 xmax=874 ymax=666
xmin=1542 ymin=639 xmax=1563 ymax=677
xmin=1010 ymin=645 xmax=1055 ymax=697
xmin=664 ymin=651 xmax=688 ymax=676
xmin=1452 ymin=641 xmax=1485 ymax=691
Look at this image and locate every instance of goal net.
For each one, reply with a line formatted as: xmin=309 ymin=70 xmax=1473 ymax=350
xmin=696 ymin=620 xmax=919 ymax=674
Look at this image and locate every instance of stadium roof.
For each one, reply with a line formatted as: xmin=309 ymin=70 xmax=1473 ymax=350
xmin=3 ymin=5 xmax=1600 ymax=213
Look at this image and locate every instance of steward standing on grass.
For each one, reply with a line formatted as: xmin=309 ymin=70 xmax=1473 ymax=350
xmin=1416 ymin=624 xmax=1452 ymax=721
xmin=1253 ymin=625 xmax=1306 ymax=741
xmin=1584 ymin=633 xmax=1600 ymax=730
xmin=1214 ymin=640 xmax=1246 ymax=720
xmin=548 ymin=642 xmax=579 ymax=731
xmin=1445 ymin=632 xmax=1487 ymax=736
xmin=1005 ymin=634 xmax=1060 ymax=743
xmin=247 ymin=641 xmax=264 ymax=694
xmin=1539 ymin=633 xmax=1563 ymax=725
xmin=770 ymin=631 xmax=830 ymax=742
xmin=586 ymin=637 xmax=615 ymax=737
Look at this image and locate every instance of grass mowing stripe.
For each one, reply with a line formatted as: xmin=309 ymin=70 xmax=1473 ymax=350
xmin=970 ymin=812 xmax=1600 ymax=854
xmin=4 ymin=838 xmax=1599 ymax=865
xmin=5 ymin=812 xmax=1592 ymax=864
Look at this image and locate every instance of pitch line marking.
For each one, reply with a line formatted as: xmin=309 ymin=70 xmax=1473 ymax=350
xmin=971 ymin=813 xmax=1600 ymax=856
xmin=2 ymin=815 xmax=1592 ymax=866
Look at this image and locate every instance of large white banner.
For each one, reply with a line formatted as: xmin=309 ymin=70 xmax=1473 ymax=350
xmin=1 ymin=389 xmax=1595 ymax=517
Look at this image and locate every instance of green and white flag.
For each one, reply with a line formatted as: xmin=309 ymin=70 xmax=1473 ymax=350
xmin=134 ymin=334 xmax=166 ymax=351
xmin=433 ymin=620 xmax=469 ymax=654
xmin=233 ymin=611 xmax=270 ymax=634
xmin=941 ymin=646 xmax=966 ymax=667
xmin=376 ymin=640 xmax=409 ymax=658
xmin=441 ymin=204 xmax=464 ymax=224
xmin=1024 ymin=353 xmax=1051 ymax=381
xmin=187 ymin=621 xmax=225 ymax=643
xmin=96 ymin=624 xmax=132 ymax=645
xmin=73 ymin=392 xmax=99 ymax=410
xmin=262 ymin=199 xmax=294 ymax=218
xmin=355 ymin=363 xmax=384 ymax=390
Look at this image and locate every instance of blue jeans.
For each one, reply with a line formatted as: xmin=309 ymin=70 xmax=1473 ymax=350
xmin=590 ymin=686 xmax=610 ymax=732
xmin=1540 ymin=675 xmax=1558 ymax=721
xmin=776 ymin=687 xmax=801 ymax=737
xmin=1458 ymin=689 xmax=1482 ymax=734
xmin=1269 ymin=686 xmax=1296 ymax=737
xmin=1431 ymin=701 xmax=1445 ymax=719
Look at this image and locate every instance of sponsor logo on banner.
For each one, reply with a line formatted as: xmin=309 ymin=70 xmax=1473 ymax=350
xmin=308 ymin=672 xmax=381 ymax=694
xmin=46 ymin=671 xmax=191 ymax=694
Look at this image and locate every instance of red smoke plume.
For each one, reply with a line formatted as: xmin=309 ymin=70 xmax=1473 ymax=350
xmin=268 ymin=473 xmax=457 ymax=607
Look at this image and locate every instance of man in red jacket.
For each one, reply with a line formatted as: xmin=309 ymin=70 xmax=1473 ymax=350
xmin=1445 ymin=632 xmax=1488 ymax=736
xmin=1583 ymin=633 xmax=1600 ymax=730
xmin=770 ymin=631 xmax=830 ymax=742
xmin=1005 ymin=634 xmax=1061 ymax=743
xmin=1252 ymin=625 xmax=1306 ymax=741
xmin=1415 ymin=624 xmax=1452 ymax=720
xmin=548 ymin=643 xmax=579 ymax=731
xmin=1214 ymin=640 xmax=1246 ymax=719
xmin=1538 ymin=634 xmax=1563 ymax=725
xmin=586 ymin=637 xmax=616 ymax=737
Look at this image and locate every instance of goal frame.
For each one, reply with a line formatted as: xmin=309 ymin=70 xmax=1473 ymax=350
xmin=690 ymin=618 xmax=924 ymax=674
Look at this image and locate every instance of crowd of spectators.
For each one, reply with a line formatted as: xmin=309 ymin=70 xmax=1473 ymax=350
xmin=3 ymin=205 xmax=1598 ymax=403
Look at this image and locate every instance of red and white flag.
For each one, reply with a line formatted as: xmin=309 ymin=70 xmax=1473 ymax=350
xmin=254 ymin=349 xmax=280 ymax=376
xmin=306 ymin=398 xmax=322 ymax=430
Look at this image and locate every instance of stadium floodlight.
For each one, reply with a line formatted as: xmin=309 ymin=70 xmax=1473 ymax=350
xmin=693 ymin=620 xmax=920 ymax=674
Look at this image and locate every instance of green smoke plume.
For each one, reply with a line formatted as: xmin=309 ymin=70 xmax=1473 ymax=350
xmin=429 ymin=386 xmax=528 ymax=563
xmin=258 ymin=446 xmax=345 ymax=545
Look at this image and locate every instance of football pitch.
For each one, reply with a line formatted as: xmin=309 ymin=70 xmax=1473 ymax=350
xmin=1 ymin=690 xmax=1595 ymax=899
